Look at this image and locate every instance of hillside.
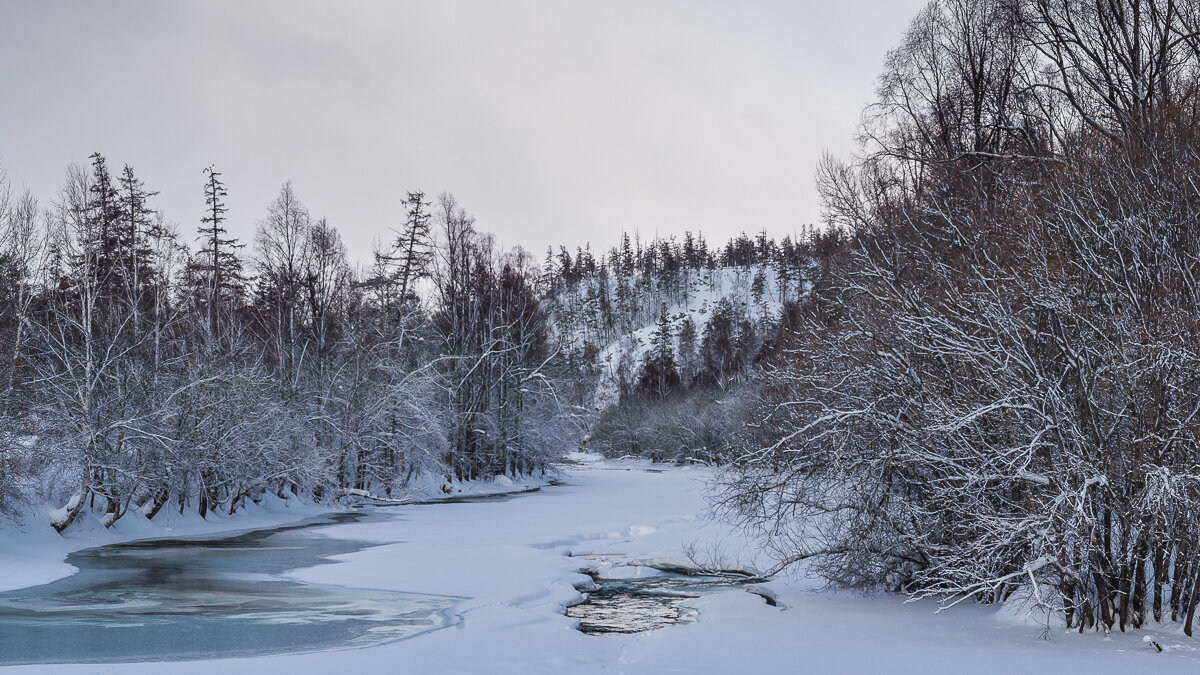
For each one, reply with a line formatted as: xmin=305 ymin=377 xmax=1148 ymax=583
xmin=545 ymin=264 xmax=807 ymax=413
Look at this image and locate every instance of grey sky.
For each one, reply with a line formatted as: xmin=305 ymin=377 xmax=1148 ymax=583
xmin=0 ymin=0 xmax=925 ymax=262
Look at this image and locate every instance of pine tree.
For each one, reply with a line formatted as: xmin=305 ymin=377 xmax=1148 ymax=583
xmin=391 ymin=191 xmax=433 ymax=305
xmin=637 ymin=304 xmax=680 ymax=399
xmin=542 ymin=246 xmax=557 ymax=293
xmin=84 ymin=152 xmax=122 ymax=294
xmin=676 ymin=314 xmax=697 ymax=385
xmin=615 ymin=273 xmax=632 ymax=329
xmin=597 ymin=262 xmax=613 ymax=332
xmin=620 ymin=232 xmax=634 ymax=276
xmin=682 ymin=231 xmax=697 ymax=269
xmin=699 ymin=298 xmax=743 ymax=386
xmin=573 ymin=245 xmax=586 ymax=280
xmin=115 ymin=164 xmax=160 ymax=316
xmin=755 ymin=229 xmax=774 ymax=261
xmin=557 ymin=246 xmax=574 ymax=286
xmin=700 ymin=234 xmax=715 ymax=270
xmin=651 ymin=305 xmax=674 ymax=365
xmin=659 ymin=238 xmax=678 ymax=273
xmin=776 ymin=236 xmax=796 ymax=303
xmin=193 ymin=165 xmax=244 ymax=338
xmin=751 ymin=267 xmax=767 ymax=305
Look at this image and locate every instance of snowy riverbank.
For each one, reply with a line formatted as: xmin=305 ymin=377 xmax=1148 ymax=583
xmin=0 ymin=496 xmax=330 ymax=595
xmin=4 ymin=456 xmax=1200 ymax=672
xmin=0 ymin=472 xmax=552 ymax=594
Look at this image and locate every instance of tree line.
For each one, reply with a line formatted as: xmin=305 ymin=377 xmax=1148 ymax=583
xmin=541 ymin=225 xmax=842 ymax=462
xmin=0 ymin=156 xmax=577 ymax=530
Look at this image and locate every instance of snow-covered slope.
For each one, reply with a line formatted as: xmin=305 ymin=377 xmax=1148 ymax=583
xmin=545 ymin=265 xmax=806 ymax=411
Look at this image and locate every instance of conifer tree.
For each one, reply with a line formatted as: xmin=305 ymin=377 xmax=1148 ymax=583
xmin=193 ymin=165 xmax=243 ymax=337
xmin=619 ymin=232 xmax=634 ymax=276
xmin=676 ymin=314 xmax=697 ymax=384
xmin=391 ymin=190 xmax=433 ymax=305
xmin=115 ymin=165 xmax=160 ymax=310
xmin=637 ymin=304 xmax=680 ymax=398
xmin=85 ymin=152 xmax=121 ymax=294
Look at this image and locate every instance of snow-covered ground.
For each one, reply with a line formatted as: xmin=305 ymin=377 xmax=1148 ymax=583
xmin=0 ymin=496 xmax=332 ymax=595
xmin=5 ymin=455 xmax=1200 ymax=673
xmin=0 ymin=473 xmax=549 ymax=594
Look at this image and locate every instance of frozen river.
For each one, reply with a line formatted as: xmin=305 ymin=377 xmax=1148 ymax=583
xmin=2 ymin=457 xmax=1195 ymax=674
xmin=0 ymin=512 xmax=461 ymax=666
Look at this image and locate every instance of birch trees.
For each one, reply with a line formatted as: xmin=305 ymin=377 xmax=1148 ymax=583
xmin=431 ymin=195 xmax=566 ymax=481
xmin=0 ymin=152 xmax=577 ymax=530
xmin=0 ymin=170 xmax=45 ymax=517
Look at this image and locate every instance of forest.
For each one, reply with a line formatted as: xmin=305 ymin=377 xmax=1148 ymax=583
xmin=8 ymin=0 xmax=1200 ymax=646
xmin=0 ymin=158 xmax=583 ymax=532
xmin=0 ymin=151 xmax=821 ymax=536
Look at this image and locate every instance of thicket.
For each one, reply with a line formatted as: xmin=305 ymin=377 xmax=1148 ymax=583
xmin=0 ymin=161 xmax=578 ymax=530
xmin=718 ymin=0 xmax=1200 ymax=636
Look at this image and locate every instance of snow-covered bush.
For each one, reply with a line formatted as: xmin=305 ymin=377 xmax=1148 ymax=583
xmin=717 ymin=0 xmax=1200 ymax=637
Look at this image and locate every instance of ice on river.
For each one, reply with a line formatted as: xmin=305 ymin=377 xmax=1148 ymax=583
xmin=4 ymin=457 xmax=1200 ymax=673
xmin=0 ymin=513 xmax=461 ymax=666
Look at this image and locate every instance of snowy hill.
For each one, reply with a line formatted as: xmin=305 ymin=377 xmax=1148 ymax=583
xmin=544 ymin=264 xmax=809 ymax=412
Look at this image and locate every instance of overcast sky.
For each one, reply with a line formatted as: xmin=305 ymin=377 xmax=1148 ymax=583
xmin=0 ymin=0 xmax=925 ymax=263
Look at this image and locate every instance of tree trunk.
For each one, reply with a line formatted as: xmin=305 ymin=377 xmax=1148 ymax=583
xmin=1153 ymin=546 xmax=1166 ymax=623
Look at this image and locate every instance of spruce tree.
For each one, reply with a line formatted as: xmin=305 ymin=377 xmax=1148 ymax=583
xmin=193 ymin=165 xmax=244 ymax=337
xmin=637 ymin=305 xmax=680 ymax=399
xmin=620 ymin=232 xmax=634 ymax=276
xmin=751 ymin=267 xmax=767 ymax=305
xmin=115 ymin=164 xmax=159 ymax=308
xmin=676 ymin=314 xmax=697 ymax=385
xmin=391 ymin=191 xmax=433 ymax=305
xmin=85 ymin=152 xmax=122 ymax=291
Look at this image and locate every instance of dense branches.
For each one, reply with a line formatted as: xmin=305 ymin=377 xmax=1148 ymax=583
xmin=718 ymin=0 xmax=1200 ymax=637
xmin=0 ymin=157 xmax=578 ymax=531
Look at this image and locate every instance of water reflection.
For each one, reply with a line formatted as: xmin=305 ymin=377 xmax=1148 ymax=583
xmin=0 ymin=512 xmax=463 ymax=666
xmin=567 ymin=570 xmax=746 ymax=635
